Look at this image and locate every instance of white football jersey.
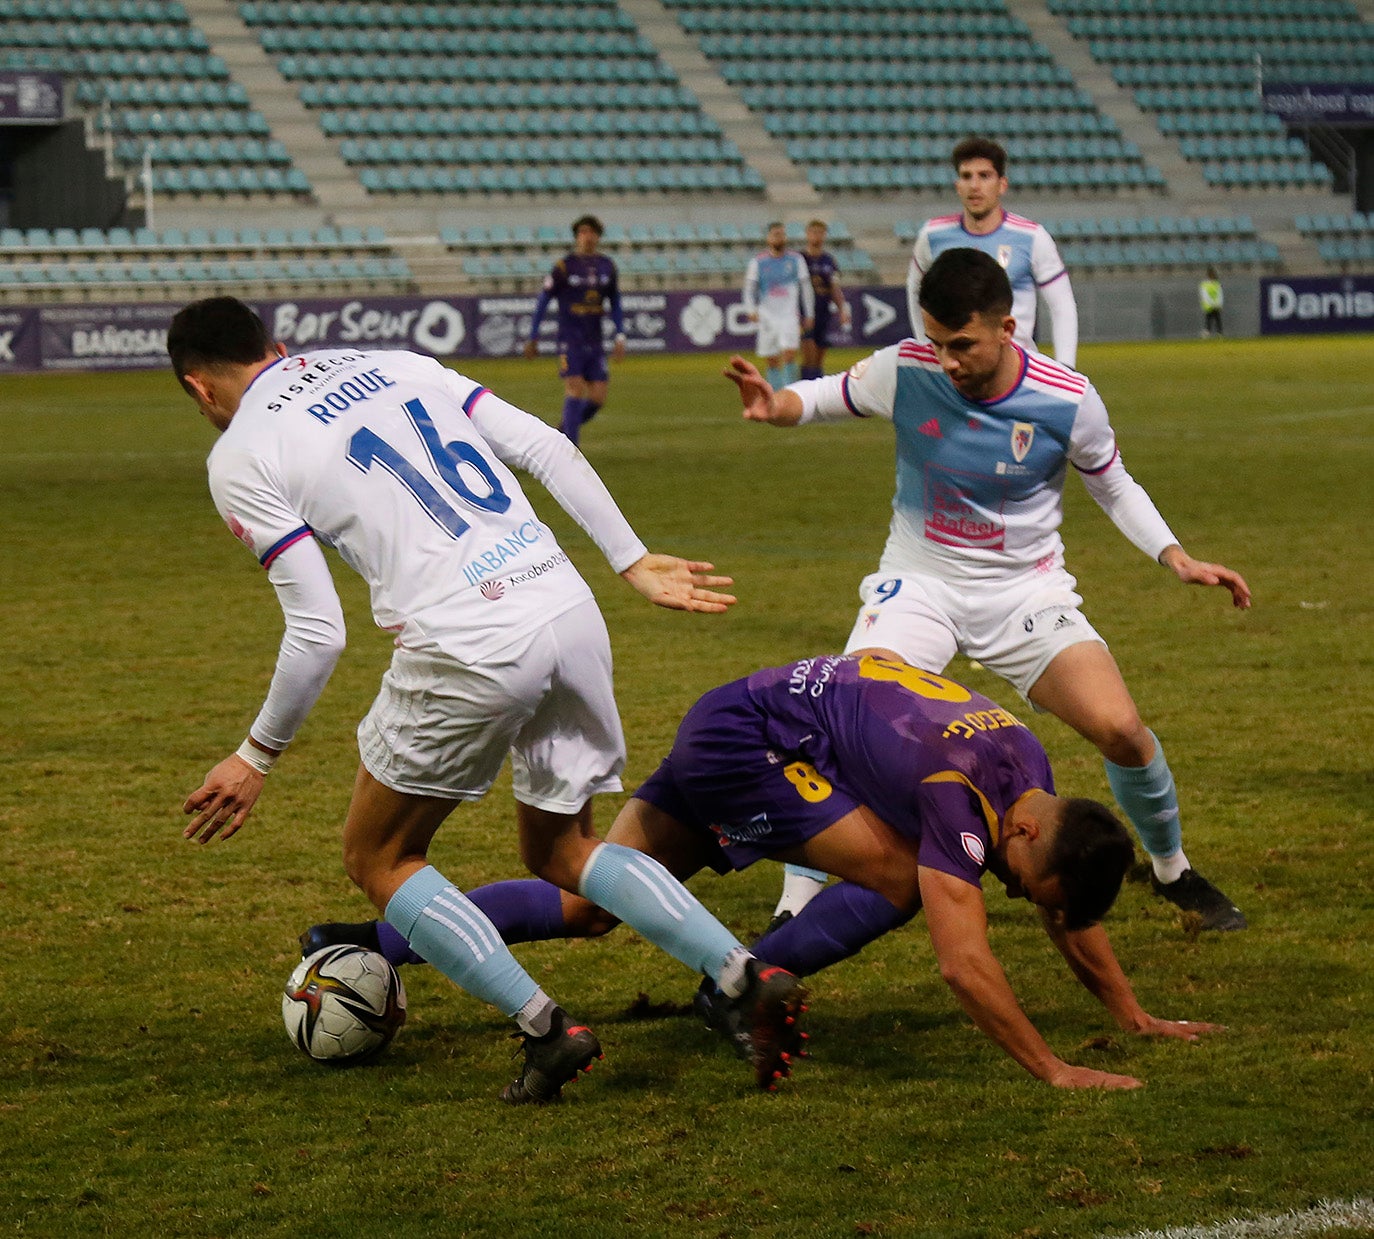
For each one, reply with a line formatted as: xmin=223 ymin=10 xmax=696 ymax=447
xmin=907 ymin=211 xmax=1068 ymax=350
xmin=208 ymin=349 xmax=595 ymax=662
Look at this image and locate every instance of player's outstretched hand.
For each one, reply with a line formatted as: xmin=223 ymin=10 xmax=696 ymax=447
xmin=182 ymin=753 xmax=266 ymax=844
xmin=1047 ymin=1063 xmax=1144 ymax=1090
xmin=1129 ymin=1015 xmax=1226 ymax=1042
xmin=1160 ymin=547 xmax=1252 ymax=609
xmin=621 ymin=553 xmax=736 ymax=613
xmin=724 ymin=355 xmax=774 ymax=420
xmin=522 ymin=339 xmax=537 ymax=361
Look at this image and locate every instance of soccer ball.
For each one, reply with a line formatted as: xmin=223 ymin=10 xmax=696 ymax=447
xmin=282 ymin=944 xmax=406 ymax=1064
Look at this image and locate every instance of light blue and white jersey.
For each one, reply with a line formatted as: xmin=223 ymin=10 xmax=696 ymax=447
xmin=743 ymin=249 xmax=815 ymax=323
xmin=907 ymin=211 xmax=1068 ymax=350
xmin=797 ymin=339 xmax=1175 ymax=584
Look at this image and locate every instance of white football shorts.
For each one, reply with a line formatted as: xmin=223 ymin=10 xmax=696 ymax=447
xmin=357 ymin=598 xmax=625 ymax=811
xmin=841 ymin=567 xmax=1107 ymax=698
xmin=756 ymin=307 xmax=801 ymax=358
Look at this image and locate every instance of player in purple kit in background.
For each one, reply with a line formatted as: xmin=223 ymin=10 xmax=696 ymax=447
xmin=800 ymin=220 xmax=851 ymax=380
xmin=524 ymin=214 xmax=625 ymax=446
xmin=305 ymin=654 xmax=1223 ymax=1089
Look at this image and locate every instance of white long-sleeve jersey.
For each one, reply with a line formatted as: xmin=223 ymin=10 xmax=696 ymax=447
xmin=207 ymin=348 xmax=647 ymax=749
xmin=906 ymin=211 xmax=1079 ymax=369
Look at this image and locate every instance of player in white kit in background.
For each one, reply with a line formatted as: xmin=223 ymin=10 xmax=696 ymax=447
xmin=168 ymin=297 xmax=808 ymax=1103
xmin=743 ymin=221 xmax=815 ymax=391
xmin=731 ymin=249 xmax=1251 ymax=934
xmin=906 ymin=136 xmax=1078 ymax=370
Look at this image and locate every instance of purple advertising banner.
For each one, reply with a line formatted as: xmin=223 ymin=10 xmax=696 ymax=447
xmin=8 ymin=285 xmax=912 ymax=372
xmin=0 ymin=71 xmax=63 ymax=124
xmin=0 ymin=307 xmax=42 ymax=372
xmin=1262 ymin=82 xmax=1374 ymax=126
xmin=260 ymin=286 xmax=909 ymax=359
xmin=39 ymin=301 xmax=181 ymax=370
xmin=1260 ymin=274 xmax=1374 ymax=335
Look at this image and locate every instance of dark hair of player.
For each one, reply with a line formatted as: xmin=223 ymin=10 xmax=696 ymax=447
xmin=167 ymin=296 xmax=273 ymax=383
xmin=571 ymin=214 xmax=604 ymax=236
xmin=766 ymin=220 xmax=784 ymax=233
xmin=917 ymin=248 xmax=1014 ymax=329
xmin=807 ymin=218 xmax=828 ymax=230
xmin=951 ymin=135 xmax=1007 ymax=177
xmin=1047 ymin=798 xmax=1135 ymax=930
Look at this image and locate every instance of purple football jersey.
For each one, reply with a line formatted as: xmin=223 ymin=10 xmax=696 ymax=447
xmin=745 ymin=654 xmax=1054 ymax=885
xmin=545 ymin=252 xmax=620 ymax=349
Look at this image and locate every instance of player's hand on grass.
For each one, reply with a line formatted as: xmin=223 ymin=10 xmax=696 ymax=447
xmin=1159 ymin=546 xmax=1252 ymax=609
xmin=621 ymin=553 xmax=736 ymax=613
xmin=182 ymin=754 xmax=265 ymax=844
xmin=1128 ymin=1015 xmax=1226 ymax=1042
xmin=1047 ymin=1062 xmax=1143 ymax=1090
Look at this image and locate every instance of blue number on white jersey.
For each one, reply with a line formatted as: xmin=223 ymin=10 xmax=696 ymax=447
xmin=346 ymin=397 xmax=511 ymax=539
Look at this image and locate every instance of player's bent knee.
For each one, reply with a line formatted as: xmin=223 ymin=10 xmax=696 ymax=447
xmin=877 ymin=871 xmax=923 ymax=916
xmin=1091 ymin=715 xmax=1151 ymax=765
xmin=564 ymin=900 xmax=621 ymax=938
xmin=524 ymin=851 xmax=590 ymax=898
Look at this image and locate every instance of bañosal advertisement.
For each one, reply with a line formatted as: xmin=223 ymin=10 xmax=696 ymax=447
xmin=8 ymin=286 xmax=913 ymax=372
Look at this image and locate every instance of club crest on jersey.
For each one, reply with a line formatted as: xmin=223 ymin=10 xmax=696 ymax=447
xmin=997 ymin=245 xmax=1012 ymax=269
xmin=479 ymin=580 xmax=506 ymax=601
xmin=1011 ymin=422 xmax=1034 ymax=463
xmin=961 ymin=832 xmax=986 ymax=866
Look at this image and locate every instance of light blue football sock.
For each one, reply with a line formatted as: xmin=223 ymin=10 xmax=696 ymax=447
xmin=578 ymin=842 xmax=745 ymax=985
xmin=781 ymin=360 xmax=800 ymax=385
xmin=385 ymin=865 xmax=539 ymax=1019
xmin=765 ymin=365 xmax=783 ymax=389
xmin=1103 ymin=731 xmax=1184 ymax=862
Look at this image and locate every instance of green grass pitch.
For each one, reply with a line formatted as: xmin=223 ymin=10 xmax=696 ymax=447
xmin=1 ymin=336 xmax=1371 ymax=1237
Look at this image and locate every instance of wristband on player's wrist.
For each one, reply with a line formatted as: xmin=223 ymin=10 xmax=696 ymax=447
xmin=235 ymin=738 xmax=279 ymax=775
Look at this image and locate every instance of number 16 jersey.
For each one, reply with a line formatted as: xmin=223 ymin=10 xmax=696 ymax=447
xmin=207 ymin=348 xmax=599 ymax=663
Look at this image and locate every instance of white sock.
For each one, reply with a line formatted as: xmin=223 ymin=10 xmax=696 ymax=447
xmin=1151 ymin=850 xmax=1190 ymax=885
xmin=717 ymin=946 xmax=752 ymax=999
xmin=515 ymin=990 xmax=556 ymax=1037
xmin=772 ymin=866 xmax=829 ymax=919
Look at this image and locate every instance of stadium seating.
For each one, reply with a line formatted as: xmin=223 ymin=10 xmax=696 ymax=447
xmin=241 ymin=0 xmax=765 ymax=197
xmin=1295 ymin=212 xmax=1374 ymax=265
xmin=893 ymin=213 xmax=1279 ymax=270
xmin=1048 ymin=0 xmax=1358 ymax=190
xmin=0 ymin=225 xmax=408 ymax=299
xmin=669 ymin=0 xmax=1166 ymax=194
xmin=441 ymin=218 xmax=875 ymax=291
xmin=1 ymin=0 xmax=311 ymax=198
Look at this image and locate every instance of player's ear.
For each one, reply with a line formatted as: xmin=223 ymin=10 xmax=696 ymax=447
xmin=274 ymin=341 xmax=288 ymax=359
xmin=180 ymin=369 xmax=214 ymax=407
xmin=1000 ymin=315 xmax=1016 ymax=343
